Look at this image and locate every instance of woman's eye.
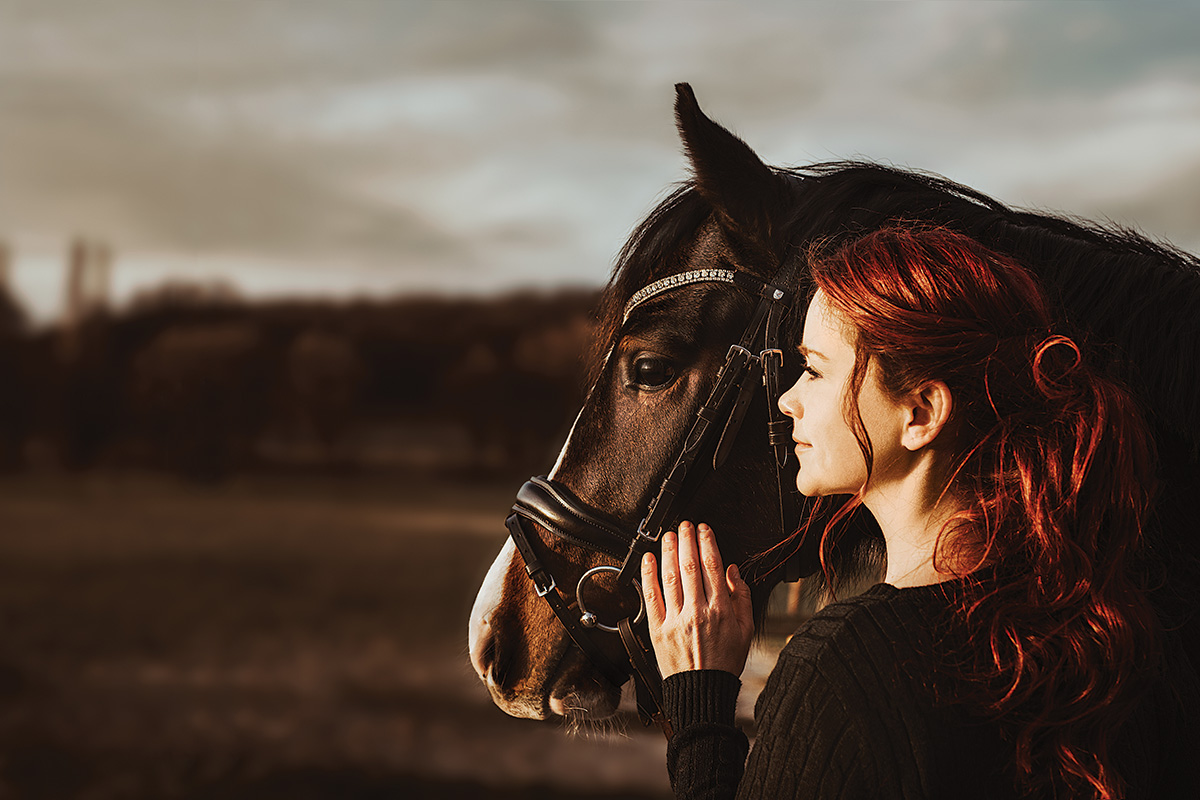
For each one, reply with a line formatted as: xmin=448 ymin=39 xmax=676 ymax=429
xmin=633 ymin=357 xmax=676 ymax=389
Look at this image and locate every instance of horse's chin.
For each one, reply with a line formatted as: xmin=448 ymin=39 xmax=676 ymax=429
xmin=485 ymin=663 xmax=623 ymax=721
xmin=547 ymin=677 xmax=622 ymax=719
xmin=545 ymin=646 xmax=625 ymax=720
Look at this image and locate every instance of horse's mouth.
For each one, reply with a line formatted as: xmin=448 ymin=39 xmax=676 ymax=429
xmin=543 ymin=638 xmax=624 ymax=720
xmin=484 ymin=636 xmax=624 ymax=721
xmin=548 ymin=682 xmax=622 ymax=719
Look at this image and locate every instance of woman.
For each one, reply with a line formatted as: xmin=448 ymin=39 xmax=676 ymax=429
xmin=640 ymin=226 xmax=1199 ymax=799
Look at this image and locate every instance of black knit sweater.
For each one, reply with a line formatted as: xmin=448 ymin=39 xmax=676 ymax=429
xmin=663 ymin=581 xmax=1199 ymax=799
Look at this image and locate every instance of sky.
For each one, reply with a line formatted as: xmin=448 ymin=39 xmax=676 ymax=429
xmin=2 ymin=1 xmax=1199 ymax=323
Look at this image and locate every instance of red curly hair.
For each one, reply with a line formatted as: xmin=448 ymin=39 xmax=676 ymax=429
xmin=808 ymin=225 xmax=1160 ymax=799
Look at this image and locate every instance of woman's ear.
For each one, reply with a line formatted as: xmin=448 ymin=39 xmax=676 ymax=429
xmin=901 ymin=381 xmax=953 ymax=451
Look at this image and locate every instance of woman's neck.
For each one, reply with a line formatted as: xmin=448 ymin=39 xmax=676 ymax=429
xmin=864 ymin=461 xmax=973 ymax=588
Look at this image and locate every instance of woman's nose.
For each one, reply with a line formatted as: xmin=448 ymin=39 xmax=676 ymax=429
xmin=778 ymin=377 xmax=802 ymax=419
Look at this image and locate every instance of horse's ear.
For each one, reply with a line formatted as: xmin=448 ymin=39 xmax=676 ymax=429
xmin=674 ymin=83 xmax=792 ymax=255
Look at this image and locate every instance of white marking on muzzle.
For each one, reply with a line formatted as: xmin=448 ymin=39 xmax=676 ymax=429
xmin=468 ymin=537 xmax=517 ymax=679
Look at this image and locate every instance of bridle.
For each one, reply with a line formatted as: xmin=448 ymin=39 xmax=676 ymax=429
xmin=504 ymin=258 xmax=817 ymax=737
xmin=505 ymin=261 xmax=816 ymax=736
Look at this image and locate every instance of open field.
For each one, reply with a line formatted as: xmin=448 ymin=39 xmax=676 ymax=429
xmin=0 ymin=471 xmax=704 ymax=799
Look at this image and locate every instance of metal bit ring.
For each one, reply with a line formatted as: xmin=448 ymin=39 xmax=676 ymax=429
xmin=575 ymin=565 xmax=645 ymax=633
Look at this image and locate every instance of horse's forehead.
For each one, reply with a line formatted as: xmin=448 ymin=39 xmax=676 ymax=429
xmin=677 ymin=219 xmax=735 ymax=269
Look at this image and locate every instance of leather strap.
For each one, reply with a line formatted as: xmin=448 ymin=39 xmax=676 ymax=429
xmin=715 ymin=354 xmax=764 ymax=469
xmin=618 ymin=617 xmax=672 ymax=738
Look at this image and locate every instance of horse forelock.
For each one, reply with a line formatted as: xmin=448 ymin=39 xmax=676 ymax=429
xmin=586 ymin=185 xmax=707 ymax=388
xmin=585 ymin=182 xmax=799 ymax=388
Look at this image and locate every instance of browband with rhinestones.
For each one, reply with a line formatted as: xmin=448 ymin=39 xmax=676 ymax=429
xmin=622 ymin=268 xmax=737 ymax=322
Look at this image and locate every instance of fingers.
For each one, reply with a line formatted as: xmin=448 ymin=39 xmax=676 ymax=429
xmin=725 ymin=561 xmax=743 ymax=596
xmin=641 ymin=522 xmax=729 ymax=625
xmin=727 ymin=562 xmax=753 ymax=622
xmin=677 ymin=521 xmax=706 ymax=610
xmin=659 ymin=529 xmax=683 ymax=612
xmin=641 ymin=552 xmax=664 ymax=629
xmin=696 ymin=523 xmax=726 ymax=606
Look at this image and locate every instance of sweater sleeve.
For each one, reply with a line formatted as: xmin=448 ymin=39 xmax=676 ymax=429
xmin=663 ymin=669 xmax=749 ymax=800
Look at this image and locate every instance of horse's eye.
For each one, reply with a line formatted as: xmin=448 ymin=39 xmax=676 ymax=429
xmin=633 ymin=357 xmax=676 ymax=390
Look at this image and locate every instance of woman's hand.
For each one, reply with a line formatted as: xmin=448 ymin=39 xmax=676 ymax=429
xmin=640 ymin=520 xmax=755 ymax=678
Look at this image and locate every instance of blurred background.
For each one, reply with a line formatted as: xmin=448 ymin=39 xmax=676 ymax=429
xmin=1 ymin=3 xmax=1198 ymax=798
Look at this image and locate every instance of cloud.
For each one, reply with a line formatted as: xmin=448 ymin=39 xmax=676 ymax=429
xmin=0 ymin=75 xmax=466 ymax=265
xmin=1 ymin=0 xmax=1198 ymax=318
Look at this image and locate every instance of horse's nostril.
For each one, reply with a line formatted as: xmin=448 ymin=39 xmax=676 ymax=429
xmin=473 ymin=628 xmax=516 ymax=695
xmin=469 ymin=619 xmax=496 ymax=680
xmin=481 ymin=636 xmax=497 ymax=676
xmin=489 ymin=641 xmax=514 ymax=691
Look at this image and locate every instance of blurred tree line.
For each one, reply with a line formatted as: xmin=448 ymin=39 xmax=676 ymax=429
xmin=0 ymin=278 xmax=598 ymax=481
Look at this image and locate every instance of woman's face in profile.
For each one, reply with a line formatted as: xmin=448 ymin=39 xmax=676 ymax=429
xmin=779 ymin=291 xmax=907 ymax=498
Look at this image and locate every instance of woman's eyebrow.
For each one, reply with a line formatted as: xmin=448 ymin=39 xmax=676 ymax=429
xmin=797 ymin=344 xmax=827 ymax=362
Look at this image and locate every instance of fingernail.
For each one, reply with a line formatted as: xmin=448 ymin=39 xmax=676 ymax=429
xmin=680 ymin=521 xmax=692 ymax=532
xmin=730 ymin=564 xmax=739 ymax=580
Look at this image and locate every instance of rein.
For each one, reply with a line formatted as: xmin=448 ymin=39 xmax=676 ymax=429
xmin=505 ymin=260 xmax=815 ymax=737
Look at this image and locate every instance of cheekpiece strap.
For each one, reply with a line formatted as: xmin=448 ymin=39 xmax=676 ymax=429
xmin=622 ymin=268 xmax=737 ymax=322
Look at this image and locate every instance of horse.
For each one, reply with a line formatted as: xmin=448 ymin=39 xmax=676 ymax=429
xmin=468 ymin=84 xmax=1200 ymax=728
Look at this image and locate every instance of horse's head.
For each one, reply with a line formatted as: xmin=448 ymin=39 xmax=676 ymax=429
xmin=468 ymin=85 xmax=819 ymax=722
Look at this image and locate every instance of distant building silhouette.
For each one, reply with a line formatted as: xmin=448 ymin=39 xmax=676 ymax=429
xmin=62 ymin=237 xmax=111 ymax=329
xmin=0 ymin=240 xmax=26 ymax=337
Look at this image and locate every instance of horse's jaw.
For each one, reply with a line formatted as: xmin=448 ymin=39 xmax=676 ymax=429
xmin=468 ymin=537 xmax=623 ymax=722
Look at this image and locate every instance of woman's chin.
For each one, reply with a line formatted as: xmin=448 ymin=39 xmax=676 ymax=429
xmin=795 ymin=479 xmax=822 ymax=498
